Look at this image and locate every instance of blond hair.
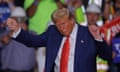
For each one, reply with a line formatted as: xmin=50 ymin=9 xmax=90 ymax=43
xmin=52 ymin=8 xmax=72 ymax=22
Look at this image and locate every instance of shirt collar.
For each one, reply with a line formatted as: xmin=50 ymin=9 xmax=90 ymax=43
xmin=69 ymin=23 xmax=78 ymax=39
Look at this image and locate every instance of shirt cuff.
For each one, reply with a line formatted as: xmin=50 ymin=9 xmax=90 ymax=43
xmin=95 ymin=39 xmax=103 ymax=42
xmin=12 ymin=28 xmax=21 ymax=38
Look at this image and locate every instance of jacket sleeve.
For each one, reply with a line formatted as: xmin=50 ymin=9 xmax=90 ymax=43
xmin=96 ymin=40 xmax=112 ymax=62
xmin=13 ymin=26 xmax=53 ymax=47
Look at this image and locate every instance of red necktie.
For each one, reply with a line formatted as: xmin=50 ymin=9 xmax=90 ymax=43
xmin=60 ymin=37 xmax=70 ymax=72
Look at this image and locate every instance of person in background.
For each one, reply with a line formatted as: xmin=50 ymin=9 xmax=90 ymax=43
xmin=0 ymin=7 xmax=36 ymax=72
xmin=0 ymin=0 xmax=11 ymax=26
xmin=0 ymin=0 xmax=11 ymax=70
xmin=112 ymin=0 xmax=120 ymax=13
xmin=112 ymin=0 xmax=120 ymax=19
xmin=111 ymin=31 xmax=120 ymax=72
xmin=0 ymin=0 xmax=27 ymax=27
xmin=59 ymin=0 xmax=111 ymax=26
xmin=110 ymin=2 xmax=120 ymax=71
xmin=86 ymin=4 xmax=102 ymax=27
xmin=3 ymin=0 xmax=24 ymax=10
xmin=0 ymin=1 xmax=12 ymax=70
xmin=24 ymin=0 xmax=64 ymax=34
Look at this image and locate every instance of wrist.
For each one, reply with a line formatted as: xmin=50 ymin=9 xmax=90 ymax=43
xmin=95 ymin=36 xmax=103 ymax=42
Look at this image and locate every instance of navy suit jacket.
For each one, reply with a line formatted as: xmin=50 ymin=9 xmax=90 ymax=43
xmin=14 ymin=25 xmax=111 ymax=72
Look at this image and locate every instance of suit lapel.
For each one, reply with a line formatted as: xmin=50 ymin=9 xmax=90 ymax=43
xmin=46 ymin=26 xmax=63 ymax=72
xmin=74 ymin=26 xmax=87 ymax=72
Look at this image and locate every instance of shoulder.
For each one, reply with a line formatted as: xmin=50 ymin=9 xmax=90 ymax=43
xmin=48 ymin=25 xmax=56 ymax=29
xmin=77 ymin=24 xmax=93 ymax=38
xmin=47 ymin=25 xmax=59 ymax=32
xmin=77 ymin=24 xmax=88 ymax=32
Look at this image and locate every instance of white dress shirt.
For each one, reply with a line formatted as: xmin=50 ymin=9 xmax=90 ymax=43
xmin=54 ymin=24 xmax=78 ymax=72
xmin=12 ymin=28 xmax=21 ymax=38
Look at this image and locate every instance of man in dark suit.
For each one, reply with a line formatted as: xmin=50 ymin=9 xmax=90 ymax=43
xmin=6 ymin=6 xmax=111 ymax=72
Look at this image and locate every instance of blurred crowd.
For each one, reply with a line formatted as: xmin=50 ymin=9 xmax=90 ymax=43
xmin=0 ymin=0 xmax=120 ymax=72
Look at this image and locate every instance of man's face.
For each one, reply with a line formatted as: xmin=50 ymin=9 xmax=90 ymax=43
xmin=54 ymin=16 xmax=74 ymax=36
xmin=6 ymin=18 xmax=19 ymax=32
xmin=86 ymin=12 xmax=100 ymax=25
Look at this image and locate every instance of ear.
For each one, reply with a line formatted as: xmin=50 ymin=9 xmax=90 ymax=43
xmin=70 ymin=18 xmax=74 ymax=24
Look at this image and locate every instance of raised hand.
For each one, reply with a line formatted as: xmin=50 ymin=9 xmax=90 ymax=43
xmin=88 ymin=24 xmax=103 ymax=41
